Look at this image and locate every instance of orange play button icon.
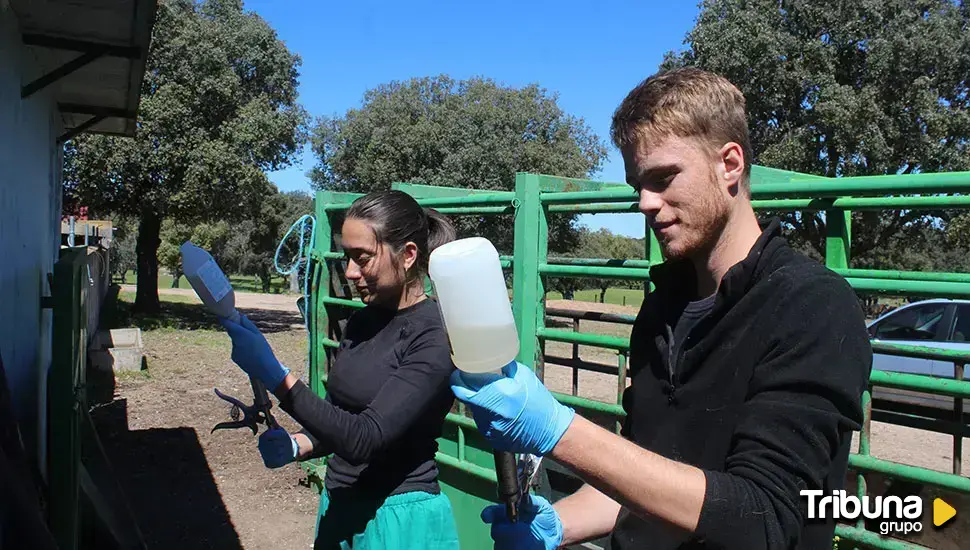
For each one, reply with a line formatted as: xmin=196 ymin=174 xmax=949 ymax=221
xmin=933 ymin=498 xmax=956 ymax=527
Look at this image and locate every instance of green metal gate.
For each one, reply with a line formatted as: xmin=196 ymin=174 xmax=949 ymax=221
xmin=308 ymin=168 xmax=970 ymax=550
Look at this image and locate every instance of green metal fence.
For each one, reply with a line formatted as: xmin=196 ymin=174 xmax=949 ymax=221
xmin=308 ymin=168 xmax=970 ymax=550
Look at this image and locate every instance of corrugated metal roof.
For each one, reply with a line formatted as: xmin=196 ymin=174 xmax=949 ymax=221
xmin=10 ymin=0 xmax=157 ymax=139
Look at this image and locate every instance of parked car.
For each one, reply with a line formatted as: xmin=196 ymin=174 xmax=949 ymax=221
xmin=866 ymin=298 xmax=970 ymax=379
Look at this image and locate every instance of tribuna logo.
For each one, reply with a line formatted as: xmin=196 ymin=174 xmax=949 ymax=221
xmin=801 ymin=490 xmax=924 ymax=535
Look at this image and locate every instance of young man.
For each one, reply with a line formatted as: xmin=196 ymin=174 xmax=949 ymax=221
xmin=450 ymin=68 xmax=873 ymax=549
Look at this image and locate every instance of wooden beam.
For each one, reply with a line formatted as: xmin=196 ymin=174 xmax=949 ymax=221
xmin=22 ymin=50 xmax=105 ymax=99
xmin=58 ymin=114 xmax=107 ymax=144
xmin=22 ymin=34 xmax=141 ymax=59
xmin=58 ymin=103 xmax=137 ymax=119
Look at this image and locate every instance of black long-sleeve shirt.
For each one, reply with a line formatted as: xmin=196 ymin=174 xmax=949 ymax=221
xmin=613 ymin=218 xmax=872 ymax=550
xmin=277 ymin=298 xmax=456 ymax=497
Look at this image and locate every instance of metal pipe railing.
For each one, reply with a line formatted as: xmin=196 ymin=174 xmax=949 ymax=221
xmin=539 ymin=264 xmax=651 ymax=280
xmin=836 ymin=268 xmax=970 ymax=284
xmin=537 ymin=172 xmax=970 ymax=206
xmin=311 ymin=173 xmax=970 ymax=550
xmin=547 ymin=257 xmax=653 ymax=269
xmin=546 ymin=195 xmax=970 ymax=214
xmin=323 ymin=192 xmax=515 ymax=211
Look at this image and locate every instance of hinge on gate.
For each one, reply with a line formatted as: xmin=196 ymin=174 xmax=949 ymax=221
xmin=40 ymin=272 xmax=55 ymax=309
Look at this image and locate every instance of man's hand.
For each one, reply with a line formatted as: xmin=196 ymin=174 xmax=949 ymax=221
xmin=450 ymin=361 xmax=575 ymax=455
xmin=482 ymin=494 xmax=563 ymax=550
xmin=257 ymin=428 xmax=299 ymax=468
xmin=219 ymin=314 xmax=290 ymax=391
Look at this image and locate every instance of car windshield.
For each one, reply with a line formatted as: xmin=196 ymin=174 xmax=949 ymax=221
xmin=874 ymin=304 xmax=946 ymax=341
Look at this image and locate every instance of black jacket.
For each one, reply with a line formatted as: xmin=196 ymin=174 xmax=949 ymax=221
xmin=611 ymin=219 xmax=872 ymax=550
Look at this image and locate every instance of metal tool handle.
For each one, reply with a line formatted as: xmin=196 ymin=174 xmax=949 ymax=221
xmin=249 ymin=376 xmax=279 ymax=430
xmin=494 ymin=450 xmax=520 ymax=522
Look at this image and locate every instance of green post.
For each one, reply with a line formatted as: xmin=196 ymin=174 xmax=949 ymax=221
xmin=513 ymin=173 xmax=543 ymax=369
xmin=49 ymin=247 xmax=88 ymax=550
xmin=312 ymin=191 xmax=334 ymax=398
xmin=825 ymin=209 xmax=851 ymax=270
xmin=644 ymin=222 xmax=662 ymax=293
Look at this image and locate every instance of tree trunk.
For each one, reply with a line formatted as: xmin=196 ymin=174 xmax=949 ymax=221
xmin=134 ymin=211 xmax=162 ymax=314
xmin=600 ymin=287 xmax=607 ymax=304
xmin=171 ymin=266 xmax=182 ymax=288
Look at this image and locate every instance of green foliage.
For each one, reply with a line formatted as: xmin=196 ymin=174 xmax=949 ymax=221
xmin=545 ymin=228 xmax=644 ymax=302
xmin=63 ymin=0 xmax=308 ymax=312
xmin=663 ymin=0 xmax=970 ymax=261
xmin=308 ymin=75 xmax=608 ymax=253
xmin=108 ymin=217 xmax=138 ymax=283
xmin=157 ymin=220 xmax=230 ymax=287
xmin=579 ymin=228 xmax=643 ymax=302
xmin=222 ymin=190 xmax=314 ymax=292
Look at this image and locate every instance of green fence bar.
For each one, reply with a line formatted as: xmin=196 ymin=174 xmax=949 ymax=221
xmin=549 ymin=195 xmax=970 ymax=214
xmin=836 ymin=268 xmax=970 ymax=284
xmin=547 ymin=203 xmax=641 ymax=214
xmin=872 ymin=341 xmax=970 ymax=365
xmin=540 ymin=188 xmax=638 ymax=205
xmin=321 ymin=250 xmax=512 ymax=269
xmin=319 ymin=296 xmax=366 ymax=309
xmin=534 ymin=174 xmax=628 ymax=192
xmin=752 ymin=195 xmax=970 ymax=211
xmin=755 ymin=171 xmax=970 ymax=198
xmin=849 ymin=454 xmax=970 ymax=493
xmin=513 ymin=173 xmax=545 ymax=368
xmin=551 ymin=392 xmax=626 ymax=417
xmin=444 ymin=412 xmax=479 ymax=431
xmin=834 ymin=525 xmax=929 ymax=550
xmin=845 ymin=277 xmax=970 ymax=298
xmin=547 ymin=257 xmax=653 ymax=269
xmin=538 ymin=327 xmax=629 ymax=351
xmin=869 ymin=370 xmax=970 ymax=399
xmin=435 ymin=206 xmax=515 ymax=215
xmin=539 ymin=264 xmax=651 ymax=281
xmin=414 ymin=194 xmax=516 ymax=207
xmin=435 ymin=453 xmax=498 ymax=483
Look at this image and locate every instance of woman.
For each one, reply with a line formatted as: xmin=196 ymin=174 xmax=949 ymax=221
xmin=219 ymin=189 xmax=461 ymax=550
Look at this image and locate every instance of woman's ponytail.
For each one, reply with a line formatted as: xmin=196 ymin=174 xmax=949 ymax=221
xmin=425 ymin=208 xmax=457 ymax=252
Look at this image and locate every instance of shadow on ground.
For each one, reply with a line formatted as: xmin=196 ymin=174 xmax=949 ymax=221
xmin=89 ymin=399 xmax=243 ymax=550
xmin=103 ymin=286 xmax=304 ymax=334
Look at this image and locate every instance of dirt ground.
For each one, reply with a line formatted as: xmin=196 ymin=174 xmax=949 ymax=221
xmin=92 ymin=288 xmax=319 ymax=550
xmin=94 ymin=290 xmax=968 ymax=549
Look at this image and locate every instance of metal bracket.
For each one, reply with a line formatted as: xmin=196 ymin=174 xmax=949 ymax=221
xmin=20 ymin=34 xmax=143 ymax=99
xmin=58 ymin=114 xmax=107 ymax=144
xmin=22 ymin=49 xmax=106 ymax=99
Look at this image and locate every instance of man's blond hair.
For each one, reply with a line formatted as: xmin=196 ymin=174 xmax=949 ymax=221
xmin=610 ymin=67 xmax=753 ymax=194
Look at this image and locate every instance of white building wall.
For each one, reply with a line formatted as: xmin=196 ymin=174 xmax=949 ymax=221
xmin=0 ymin=0 xmax=64 ymax=466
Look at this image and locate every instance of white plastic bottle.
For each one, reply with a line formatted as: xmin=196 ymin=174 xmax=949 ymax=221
xmin=180 ymin=241 xmax=241 ymax=323
xmin=428 ymin=237 xmax=519 ymax=374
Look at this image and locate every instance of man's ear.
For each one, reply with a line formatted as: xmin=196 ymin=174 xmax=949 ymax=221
xmin=719 ymin=142 xmax=745 ymax=196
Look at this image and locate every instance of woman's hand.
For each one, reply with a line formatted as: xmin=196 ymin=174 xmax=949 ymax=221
xmin=218 ymin=314 xmax=290 ymax=391
xmin=258 ymin=428 xmax=300 ymax=468
xmin=258 ymin=428 xmax=314 ymax=468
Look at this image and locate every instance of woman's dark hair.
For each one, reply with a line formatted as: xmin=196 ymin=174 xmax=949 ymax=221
xmin=345 ymin=189 xmax=457 ymax=285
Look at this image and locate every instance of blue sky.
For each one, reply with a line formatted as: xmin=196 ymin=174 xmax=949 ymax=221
xmin=245 ymin=0 xmax=701 ymax=238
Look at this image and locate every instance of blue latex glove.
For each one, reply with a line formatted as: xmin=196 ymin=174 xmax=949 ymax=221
xmin=450 ymin=361 xmax=575 ymax=456
xmin=482 ymin=494 xmax=563 ymax=550
xmin=258 ymin=428 xmax=300 ymax=469
xmin=218 ymin=314 xmax=290 ymax=391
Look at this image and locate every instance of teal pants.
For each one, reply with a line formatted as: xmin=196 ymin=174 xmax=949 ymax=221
xmin=314 ymin=488 xmax=460 ymax=550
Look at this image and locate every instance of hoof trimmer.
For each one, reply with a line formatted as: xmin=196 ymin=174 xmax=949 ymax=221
xmin=180 ymin=241 xmax=279 ymax=436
